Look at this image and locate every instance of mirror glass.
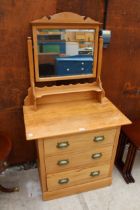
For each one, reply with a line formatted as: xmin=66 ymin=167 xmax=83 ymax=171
xmin=37 ymin=29 xmax=95 ymax=78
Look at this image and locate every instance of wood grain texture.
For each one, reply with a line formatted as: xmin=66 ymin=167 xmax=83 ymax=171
xmin=35 ymin=83 xmax=102 ymax=98
xmin=109 ymin=127 xmax=121 ymax=176
xmin=44 ymin=128 xmax=116 ymax=156
xmin=43 ymin=176 xmax=112 ymax=200
xmin=31 ymin=11 xmax=101 ymax=25
xmin=102 ymin=0 xmax=140 ymax=120
xmin=47 ymin=164 xmax=110 ymax=191
xmin=0 ymin=0 xmax=57 ymax=109
xmin=45 ymin=146 xmax=113 ymax=174
xmin=36 ymin=140 xmax=47 ymax=192
xmin=0 ymin=0 xmax=57 ymax=164
xmin=0 ymin=108 xmax=36 ymax=164
xmin=23 ymin=97 xmax=131 ymax=140
xmin=26 ymin=82 xmax=104 ymax=107
xmin=56 ymin=0 xmax=103 ymax=21
xmin=0 ymin=0 xmax=139 ymax=164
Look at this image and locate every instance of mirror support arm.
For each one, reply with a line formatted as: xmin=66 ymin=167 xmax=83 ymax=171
xmin=27 ymin=37 xmax=37 ymax=110
xmin=97 ymin=36 xmax=103 ymax=87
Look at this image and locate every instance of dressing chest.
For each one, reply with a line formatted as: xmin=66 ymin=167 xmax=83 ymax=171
xmin=23 ymin=12 xmax=131 ymax=200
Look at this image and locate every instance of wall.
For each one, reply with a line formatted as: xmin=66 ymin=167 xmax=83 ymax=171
xmin=102 ymin=0 xmax=140 ymax=119
xmin=0 ymin=0 xmax=58 ymax=164
xmin=0 ymin=0 xmax=139 ymax=164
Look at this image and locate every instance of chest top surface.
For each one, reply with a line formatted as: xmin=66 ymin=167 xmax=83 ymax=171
xmin=23 ymin=97 xmax=131 ymax=140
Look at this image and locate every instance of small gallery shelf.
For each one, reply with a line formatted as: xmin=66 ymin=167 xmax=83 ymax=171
xmin=24 ymin=82 xmax=104 ymax=108
xmin=35 ymin=82 xmax=102 ymax=99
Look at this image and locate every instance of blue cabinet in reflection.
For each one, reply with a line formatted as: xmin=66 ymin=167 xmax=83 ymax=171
xmin=55 ymin=55 xmax=93 ymax=76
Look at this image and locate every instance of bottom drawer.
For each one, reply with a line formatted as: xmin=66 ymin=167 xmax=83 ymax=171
xmin=47 ymin=164 xmax=110 ymax=191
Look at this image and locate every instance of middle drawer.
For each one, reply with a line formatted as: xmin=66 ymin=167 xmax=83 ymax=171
xmin=45 ymin=145 xmax=113 ymax=174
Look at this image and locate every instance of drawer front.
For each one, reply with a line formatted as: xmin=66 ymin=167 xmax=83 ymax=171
xmin=44 ymin=129 xmax=116 ymax=156
xmin=45 ymin=145 xmax=113 ymax=174
xmin=47 ymin=164 xmax=110 ymax=191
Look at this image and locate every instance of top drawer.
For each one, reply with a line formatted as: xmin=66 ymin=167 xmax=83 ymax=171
xmin=44 ymin=128 xmax=116 ymax=156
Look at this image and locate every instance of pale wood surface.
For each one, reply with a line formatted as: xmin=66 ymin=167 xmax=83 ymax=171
xmin=23 ymin=97 xmax=131 ymax=140
xmin=109 ymin=127 xmax=121 ymax=176
xmin=47 ymin=164 xmax=110 ymax=191
xmin=34 ymin=74 xmax=95 ymax=83
xmin=97 ymin=37 xmax=103 ymax=80
xmin=36 ymin=91 xmax=98 ymax=105
xmin=44 ymin=128 xmax=116 ymax=156
xmin=43 ymin=176 xmax=112 ymax=200
xmin=35 ymin=83 xmax=102 ymax=99
xmin=45 ymin=146 xmax=112 ymax=174
xmin=31 ymin=12 xmax=101 ymax=25
xmin=32 ymin=26 xmax=40 ymax=81
xmin=27 ymin=37 xmax=35 ymax=88
xmin=24 ymin=87 xmax=33 ymax=106
xmin=96 ymin=36 xmax=104 ymax=102
xmin=26 ymin=84 xmax=104 ymax=107
xmin=36 ymin=140 xmax=47 ymax=192
xmin=24 ymin=39 xmax=36 ymax=108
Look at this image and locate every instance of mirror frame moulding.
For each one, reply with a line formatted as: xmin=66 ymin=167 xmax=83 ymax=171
xmin=31 ymin=12 xmax=101 ymax=82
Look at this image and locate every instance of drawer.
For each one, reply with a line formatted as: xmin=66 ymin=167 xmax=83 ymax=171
xmin=47 ymin=164 xmax=110 ymax=191
xmin=45 ymin=145 xmax=113 ymax=174
xmin=44 ymin=128 xmax=116 ymax=156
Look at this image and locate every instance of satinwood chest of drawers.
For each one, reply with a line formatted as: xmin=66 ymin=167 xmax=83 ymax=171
xmin=23 ymin=98 xmax=130 ymax=200
xmin=23 ymin=12 xmax=131 ymax=200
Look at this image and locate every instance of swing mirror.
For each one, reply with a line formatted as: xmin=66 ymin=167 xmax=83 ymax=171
xmin=32 ymin=12 xmax=100 ymax=82
xmin=37 ymin=29 xmax=95 ymax=79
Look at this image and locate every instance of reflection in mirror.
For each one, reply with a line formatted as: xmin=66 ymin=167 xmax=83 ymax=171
xmin=37 ymin=29 xmax=95 ymax=78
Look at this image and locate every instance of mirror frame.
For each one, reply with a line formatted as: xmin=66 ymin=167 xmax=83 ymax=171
xmin=31 ymin=12 xmax=101 ymax=82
